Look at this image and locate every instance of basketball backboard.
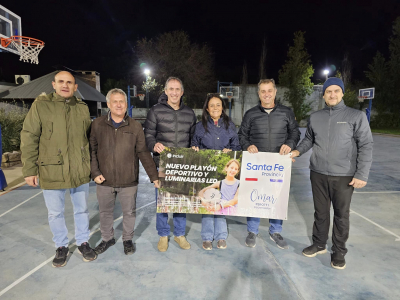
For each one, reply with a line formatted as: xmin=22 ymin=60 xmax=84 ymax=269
xmin=219 ymin=86 xmax=240 ymax=99
xmin=359 ymin=88 xmax=375 ymax=99
xmin=0 ymin=5 xmax=22 ymax=55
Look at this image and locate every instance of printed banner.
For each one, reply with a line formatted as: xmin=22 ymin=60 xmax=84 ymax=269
xmin=157 ymin=147 xmax=292 ymax=220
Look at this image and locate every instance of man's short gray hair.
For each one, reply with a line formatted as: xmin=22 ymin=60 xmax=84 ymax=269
xmin=106 ymin=88 xmax=127 ymax=103
xmin=258 ymin=79 xmax=277 ymax=91
xmin=165 ymin=77 xmax=184 ymax=92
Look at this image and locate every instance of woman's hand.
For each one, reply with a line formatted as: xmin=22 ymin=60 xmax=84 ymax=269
xmin=192 ymin=146 xmax=199 ymax=152
xmin=222 ymin=148 xmax=232 ymax=153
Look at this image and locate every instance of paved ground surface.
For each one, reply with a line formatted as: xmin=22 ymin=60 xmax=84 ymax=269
xmin=0 ymin=131 xmax=399 ymax=299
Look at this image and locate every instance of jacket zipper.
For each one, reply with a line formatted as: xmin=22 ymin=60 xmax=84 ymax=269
xmin=174 ymin=111 xmax=178 ymax=147
xmin=327 ymin=108 xmax=331 ymax=174
xmin=113 ymin=128 xmax=117 ymax=184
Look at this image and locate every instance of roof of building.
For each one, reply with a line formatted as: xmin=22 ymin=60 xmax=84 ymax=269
xmin=0 ymin=71 xmax=106 ymax=102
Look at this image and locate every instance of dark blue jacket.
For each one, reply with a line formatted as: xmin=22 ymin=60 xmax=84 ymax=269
xmin=191 ymin=117 xmax=241 ymax=151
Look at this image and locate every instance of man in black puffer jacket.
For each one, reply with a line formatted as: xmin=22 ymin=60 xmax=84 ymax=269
xmin=238 ymin=78 xmax=300 ymax=250
xmin=144 ymin=77 xmax=197 ymax=252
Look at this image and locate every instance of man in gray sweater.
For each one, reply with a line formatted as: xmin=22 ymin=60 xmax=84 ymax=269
xmin=291 ymin=77 xmax=373 ymax=270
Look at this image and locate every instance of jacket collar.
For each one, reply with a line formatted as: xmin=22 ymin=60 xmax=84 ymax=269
xmin=207 ymin=116 xmax=223 ymax=126
xmin=51 ymin=92 xmax=77 ymax=103
xmin=258 ymin=102 xmax=279 ymax=113
xmin=323 ymin=99 xmax=346 ymax=111
xmin=106 ymin=111 xmax=129 ymax=127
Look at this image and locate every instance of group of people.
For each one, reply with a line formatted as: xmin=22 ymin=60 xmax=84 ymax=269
xmin=20 ymin=71 xmax=373 ymax=271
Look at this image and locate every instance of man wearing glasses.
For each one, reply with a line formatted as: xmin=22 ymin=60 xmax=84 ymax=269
xmin=238 ymin=78 xmax=300 ymax=249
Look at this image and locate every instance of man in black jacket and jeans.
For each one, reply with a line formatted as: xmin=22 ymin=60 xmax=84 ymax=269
xmin=238 ymin=79 xmax=300 ymax=250
xmin=291 ymin=77 xmax=373 ymax=270
xmin=144 ymin=77 xmax=197 ymax=252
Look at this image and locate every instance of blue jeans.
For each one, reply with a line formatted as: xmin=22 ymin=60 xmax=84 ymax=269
xmin=247 ymin=217 xmax=283 ymax=234
xmin=43 ymin=183 xmax=90 ymax=248
xmin=155 ymin=187 xmax=186 ymax=237
xmin=201 ymin=214 xmax=228 ymax=241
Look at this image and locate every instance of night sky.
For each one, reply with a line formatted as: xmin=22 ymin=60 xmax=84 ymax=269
xmin=1 ymin=0 xmax=399 ymax=87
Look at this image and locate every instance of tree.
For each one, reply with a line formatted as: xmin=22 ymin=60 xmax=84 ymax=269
xmin=101 ymin=78 xmax=128 ymax=96
xmin=240 ymin=60 xmax=248 ymax=118
xmin=136 ymin=31 xmax=215 ymax=108
xmin=259 ymin=37 xmax=267 ymax=80
xmin=141 ymin=76 xmax=162 ymax=94
xmin=278 ymin=31 xmax=314 ymax=121
xmin=388 ymin=17 xmax=400 ymax=112
xmin=365 ymin=52 xmax=392 ymax=114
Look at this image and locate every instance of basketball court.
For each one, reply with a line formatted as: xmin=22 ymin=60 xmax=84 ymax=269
xmin=0 ymin=130 xmax=399 ymax=299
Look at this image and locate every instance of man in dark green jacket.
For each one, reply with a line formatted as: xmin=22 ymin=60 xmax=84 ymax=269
xmin=21 ymin=71 xmax=97 ymax=267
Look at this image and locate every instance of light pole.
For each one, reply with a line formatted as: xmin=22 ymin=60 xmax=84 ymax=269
xmin=144 ymin=69 xmax=150 ymax=108
xmin=323 ymin=69 xmax=329 ymax=80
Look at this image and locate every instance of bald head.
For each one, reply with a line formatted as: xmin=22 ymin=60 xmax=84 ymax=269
xmin=52 ymin=71 xmax=78 ymax=98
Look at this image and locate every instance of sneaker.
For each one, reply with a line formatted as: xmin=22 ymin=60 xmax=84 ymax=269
xmin=52 ymin=246 xmax=69 ymax=268
xmin=331 ymin=251 xmax=346 ymax=270
xmin=202 ymin=241 xmax=212 ymax=250
xmin=77 ymin=242 xmax=97 ymax=262
xmin=174 ymin=236 xmax=191 ymax=250
xmin=123 ymin=240 xmax=136 ymax=255
xmin=302 ymin=244 xmax=327 ymax=258
xmin=94 ymin=238 xmax=116 ymax=254
xmin=158 ymin=236 xmax=169 ymax=252
xmin=245 ymin=232 xmax=257 ymax=247
xmin=269 ymin=233 xmax=289 ymax=249
xmin=217 ymin=240 xmax=227 ymax=249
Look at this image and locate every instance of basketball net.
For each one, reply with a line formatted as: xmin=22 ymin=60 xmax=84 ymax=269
xmin=358 ymin=96 xmax=367 ymax=103
xmin=1 ymin=36 xmax=45 ymax=64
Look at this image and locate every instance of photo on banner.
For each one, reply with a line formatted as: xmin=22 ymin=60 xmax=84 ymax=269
xmin=157 ymin=147 xmax=292 ymax=220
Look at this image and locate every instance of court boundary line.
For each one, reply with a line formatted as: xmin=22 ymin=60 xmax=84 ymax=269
xmin=0 ymin=191 xmax=43 ymax=218
xmin=0 ymin=200 xmax=155 ymax=297
xmin=350 ymin=209 xmax=400 ymax=241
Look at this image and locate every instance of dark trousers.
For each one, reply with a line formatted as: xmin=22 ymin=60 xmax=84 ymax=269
xmin=97 ymin=185 xmax=138 ymax=242
xmin=310 ymin=171 xmax=354 ymax=255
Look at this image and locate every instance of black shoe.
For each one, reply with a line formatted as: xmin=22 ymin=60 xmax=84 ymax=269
xmin=331 ymin=251 xmax=346 ymax=270
xmin=123 ymin=240 xmax=136 ymax=255
xmin=52 ymin=246 xmax=69 ymax=268
xmin=77 ymin=242 xmax=97 ymax=262
xmin=245 ymin=232 xmax=257 ymax=248
xmin=302 ymin=244 xmax=327 ymax=257
xmin=269 ymin=233 xmax=289 ymax=249
xmin=95 ymin=238 xmax=116 ymax=254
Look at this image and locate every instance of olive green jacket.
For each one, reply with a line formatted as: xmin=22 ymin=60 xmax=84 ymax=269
xmin=21 ymin=92 xmax=91 ymax=189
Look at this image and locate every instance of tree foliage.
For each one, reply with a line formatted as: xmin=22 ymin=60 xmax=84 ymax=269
xmin=0 ymin=102 xmax=28 ymax=153
xmin=136 ymin=31 xmax=215 ymax=108
xmin=278 ymin=31 xmax=314 ymax=122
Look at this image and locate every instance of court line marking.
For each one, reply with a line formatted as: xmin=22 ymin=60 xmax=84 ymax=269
xmin=0 ymin=200 xmax=156 ymax=297
xmin=350 ymin=209 xmax=400 ymax=242
xmin=354 ymin=191 xmax=400 ymax=194
xmin=0 ymin=181 xmax=27 ymax=196
xmin=0 ymin=191 xmax=43 ymax=218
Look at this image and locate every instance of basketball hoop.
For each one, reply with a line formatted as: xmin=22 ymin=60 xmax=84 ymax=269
xmin=358 ymin=96 xmax=368 ymax=103
xmin=0 ymin=36 xmax=45 ymax=64
xmin=137 ymin=94 xmax=145 ymax=101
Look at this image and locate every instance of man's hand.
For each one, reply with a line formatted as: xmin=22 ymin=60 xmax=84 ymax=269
xmin=247 ymin=145 xmax=258 ymax=153
xmin=154 ymin=142 xmax=165 ymax=154
xmin=94 ymin=175 xmax=106 ymax=184
xmin=153 ymin=180 xmax=160 ymax=189
xmin=349 ymin=178 xmax=367 ymax=189
xmin=222 ymin=148 xmax=232 ymax=153
xmin=25 ymin=176 xmax=38 ymax=187
xmin=191 ymin=146 xmax=199 ymax=152
xmin=289 ymin=150 xmax=300 ymax=162
xmin=279 ymin=144 xmax=292 ymax=155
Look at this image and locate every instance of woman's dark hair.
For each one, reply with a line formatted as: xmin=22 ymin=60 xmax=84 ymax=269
xmin=201 ymin=93 xmax=231 ymax=132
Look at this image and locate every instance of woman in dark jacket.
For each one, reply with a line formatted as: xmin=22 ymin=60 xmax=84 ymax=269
xmin=191 ymin=93 xmax=241 ymax=250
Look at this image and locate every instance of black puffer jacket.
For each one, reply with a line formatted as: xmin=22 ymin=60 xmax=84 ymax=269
xmin=144 ymin=94 xmax=197 ymax=166
xmin=238 ymin=103 xmax=300 ymax=152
